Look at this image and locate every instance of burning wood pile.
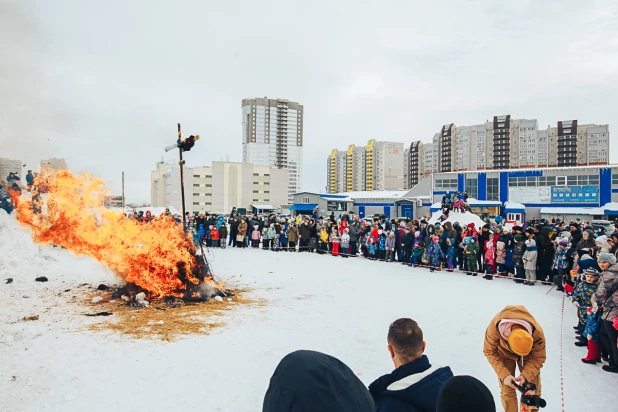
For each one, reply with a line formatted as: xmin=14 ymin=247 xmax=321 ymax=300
xmin=13 ymin=170 xmax=230 ymax=304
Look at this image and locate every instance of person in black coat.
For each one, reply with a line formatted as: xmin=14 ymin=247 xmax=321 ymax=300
xmin=228 ymin=212 xmax=239 ymax=246
xmin=401 ymin=229 xmax=414 ymax=265
xmin=263 ymin=350 xmax=374 ymax=412
xmin=369 ymin=318 xmax=453 ymax=412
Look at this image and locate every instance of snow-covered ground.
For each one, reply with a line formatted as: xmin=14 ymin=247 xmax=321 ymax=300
xmin=0 ymin=211 xmax=614 ymax=411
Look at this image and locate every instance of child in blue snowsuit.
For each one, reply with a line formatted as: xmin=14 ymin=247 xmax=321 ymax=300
xmin=279 ymin=230 xmax=287 ymax=251
xmin=428 ymin=235 xmax=445 ymax=272
xmin=378 ymin=232 xmax=387 ymax=261
xmin=446 ymin=238 xmax=456 ymax=272
xmin=367 ymin=237 xmax=377 ymax=260
xmin=198 ymin=224 xmax=205 ymax=246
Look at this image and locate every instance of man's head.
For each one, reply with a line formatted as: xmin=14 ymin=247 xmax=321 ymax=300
xmin=508 ymin=325 xmax=533 ymax=356
xmin=387 ymin=318 xmax=426 ymax=368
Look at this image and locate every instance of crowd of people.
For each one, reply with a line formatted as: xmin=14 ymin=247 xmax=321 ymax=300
xmin=264 ymin=307 xmax=546 ymax=412
xmin=200 ymin=207 xmax=618 ymax=383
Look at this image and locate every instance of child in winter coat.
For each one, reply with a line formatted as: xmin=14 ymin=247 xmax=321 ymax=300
xmin=378 ymin=230 xmax=387 ymax=261
xmin=279 ymin=230 xmax=287 ymax=251
xmin=198 ymin=224 xmax=205 ymax=246
xmin=267 ymin=224 xmax=276 ymax=251
xmin=193 ymin=226 xmax=201 ymax=246
xmin=552 ymin=239 xmax=570 ymax=276
xmin=218 ymin=223 xmax=228 ymax=249
xmin=340 ymin=228 xmax=350 ymax=258
xmin=330 ymin=228 xmax=341 ymax=256
xmin=210 ymin=225 xmax=220 ymax=248
xmin=251 ymin=226 xmax=261 ymax=248
xmin=428 ymin=235 xmax=445 ymax=272
xmin=513 ymin=235 xmax=526 ymax=283
xmin=385 ymin=231 xmax=396 ymax=262
xmin=272 ymin=232 xmax=281 ymax=251
xmin=582 ymin=275 xmax=604 ymax=364
xmin=261 ymin=227 xmax=269 ymax=250
xmin=522 ymin=238 xmax=538 ymax=285
xmin=318 ymin=227 xmax=329 ymax=254
xmin=495 ymin=241 xmax=507 ymax=275
xmin=445 ymin=238 xmax=456 ymax=271
xmin=573 ymin=268 xmax=599 ymax=344
xmin=483 ymin=240 xmax=496 ymax=280
xmin=367 ymin=233 xmax=377 ymax=260
xmin=465 ymin=237 xmax=480 ymax=275
xmin=410 ymin=242 xmax=425 ymax=266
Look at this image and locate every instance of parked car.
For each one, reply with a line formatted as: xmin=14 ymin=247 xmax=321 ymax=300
xmin=591 ymin=219 xmax=615 ymax=234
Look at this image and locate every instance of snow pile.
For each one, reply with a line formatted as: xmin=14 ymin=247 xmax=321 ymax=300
xmin=0 ymin=210 xmax=117 ymax=325
xmin=427 ymin=210 xmax=486 ymax=231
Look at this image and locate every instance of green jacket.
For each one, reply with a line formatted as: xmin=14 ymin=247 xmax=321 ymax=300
xmin=466 ymin=241 xmax=480 ymax=256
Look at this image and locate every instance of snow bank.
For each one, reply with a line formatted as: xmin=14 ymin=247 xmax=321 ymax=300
xmin=0 ymin=211 xmax=117 ymax=325
xmin=427 ymin=210 xmax=486 ymax=231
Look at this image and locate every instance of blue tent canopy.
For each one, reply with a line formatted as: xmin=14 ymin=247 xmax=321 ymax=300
xmin=289 ymin=203 xmax=318 ymax=211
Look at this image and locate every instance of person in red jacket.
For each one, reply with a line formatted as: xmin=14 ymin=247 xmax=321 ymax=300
xmin=210 ymin=225 xmax=220 ymax=248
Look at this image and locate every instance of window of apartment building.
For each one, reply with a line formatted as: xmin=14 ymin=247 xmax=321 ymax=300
xmin=193 ymin=202 xmax=199 ymax=205
xmin=253 ymin=173 xmax=259 ymax=176
xmin=205 ymin=184 xmax=212 ymax=187
xmin=302 ymin=197 xmax=310 ymax=204
xmin=434 ymin=178 xmax=458 ymax=190
xmin=193 ymin=174 xmax=200 ymax=178
xmin=613 ymin=174 xmax=618 ymax=186
xmin=487 ymin=178 xmax=499 ymax=201
xmin=465 ymin=178 xmax=478 ymax=199
xmin=193 ymin=184 xmax=200 ymax=187
xmin=253 ymin=190 xmax=259 ymax=193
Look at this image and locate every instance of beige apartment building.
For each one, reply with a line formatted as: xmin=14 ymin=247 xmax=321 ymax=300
xmin=0 ymin=157 xmax=22 ymax=183
xmin=406 ymin=116 xmax=610 ymax=189
xmin=40 ymin=158 xmax=68 ymax=170
xmin=151 ymin=161 xmax=287 ymax=214
xmin=326 ymin=139 xmax=404 ymax=193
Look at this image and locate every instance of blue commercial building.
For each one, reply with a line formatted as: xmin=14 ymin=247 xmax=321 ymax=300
xmin=404 ymin=165 xmax=618 ymax=221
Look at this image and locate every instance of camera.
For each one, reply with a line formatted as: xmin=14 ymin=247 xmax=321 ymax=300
xmin=512 ymin=381 xmax=546 ymax=408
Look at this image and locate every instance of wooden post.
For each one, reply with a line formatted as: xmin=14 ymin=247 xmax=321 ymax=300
xmin=178 ymin=123 xmax=187 ymax=229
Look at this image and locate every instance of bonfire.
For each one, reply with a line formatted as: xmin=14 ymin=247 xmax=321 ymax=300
xmin=12 ymin=170 xmax=227 ymax=303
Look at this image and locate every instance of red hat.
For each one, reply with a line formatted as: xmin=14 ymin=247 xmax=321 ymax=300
xmin=467 ymin=222 xmax=475 ymax=228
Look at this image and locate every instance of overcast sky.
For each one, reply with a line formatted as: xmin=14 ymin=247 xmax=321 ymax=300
xmin=1 ymin=0 xmax=617 ymax=203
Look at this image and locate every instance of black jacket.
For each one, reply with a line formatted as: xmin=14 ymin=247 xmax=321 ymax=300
xmin=263 ymin=350 xmax=374 ymax=412
xmin=368 ymin=355 xmax=453 ymax=412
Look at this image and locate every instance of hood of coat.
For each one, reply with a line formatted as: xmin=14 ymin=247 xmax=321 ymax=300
xmin=368 ymin=355 xmax=453 ymax=412
xmin=489 ymin=305 xmax=543 ymax=340
xmin=263 ymin=350 xmax=374 ymax=412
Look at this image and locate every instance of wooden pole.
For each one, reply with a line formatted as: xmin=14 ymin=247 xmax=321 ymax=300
xmin=178 ymin=123 xmax=187 ymax=229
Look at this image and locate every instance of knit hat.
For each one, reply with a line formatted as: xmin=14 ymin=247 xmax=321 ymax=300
xmin=559 ymin=239 xmax=568 ymax=247
xmin=467 ymin=222 xmax=475 ymax=228
xmin=486 ymin=240 xmax=493 ymax=249
xmin=378 ymin=229 xmax=383 ymax=235
xmin=432 ymin=236 xmax=439 ymax=242
xmin=598 ymin=252 xmax=617 ymax=265
xmin=415 ymin=231 xmax=420 ymax=237
xmin=525 ymin=228 xmax=534 ymax=235
xmin=502 ymin=227 xmax=511 ymax=233
xmin=512 ymin=226 xmax=523 ymax=232
xmin=514 ymin=235 xmax=522 ymax=242
xmin=584 ymin=268 xmax=600 ymax=277
xmin=436 ymin=375 xmax=496 ymax=412
xmin=508 ymin=327 xmax=534 ymax=356
xmin=596 ymin=235 xmax=608 ymax=244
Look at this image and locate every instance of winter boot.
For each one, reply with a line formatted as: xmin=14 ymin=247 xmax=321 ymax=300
xmin=602 ymin=364 xmax=618 ymax=373
xmin=582 ymin=341 xmax=602 ymax=364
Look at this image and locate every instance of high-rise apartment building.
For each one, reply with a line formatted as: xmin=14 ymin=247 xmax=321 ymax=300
xmin=406 ymin=116 xmax=610 ymax=179
xmin=326 ymin=150 xmax=346 ymax=194
xmin=151 ymin=161 xmax=287 ymax=214
xmin=346 ymin=144 xmax=366 ymax=192
xmin=241 ymin=97 xmax=303 ymax=204
xmin=327 ymin=140 xmax=404 ymax=193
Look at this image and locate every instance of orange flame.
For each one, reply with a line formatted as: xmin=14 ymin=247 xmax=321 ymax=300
xmin=14 ymin=170 xmax=198 ymax=297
